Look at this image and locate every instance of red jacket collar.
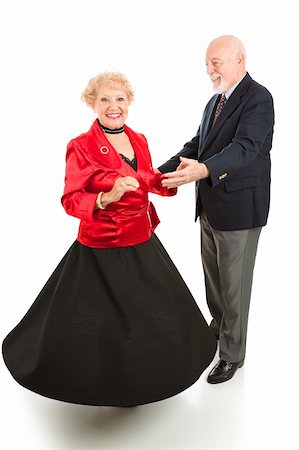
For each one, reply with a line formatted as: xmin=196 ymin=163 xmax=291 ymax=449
xmin=84 ymin=120 xmax=149 ymax=175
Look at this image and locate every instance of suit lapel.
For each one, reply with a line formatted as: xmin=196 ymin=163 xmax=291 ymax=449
xmin=199 ymin=73 xmax=253 ymax=157
xmin=86 ymin=121 xmax=139 ymax=176
xmin=124 ymin=125 xmax=153 ymax=191
xmin=201 ymin=95 xmax=219 ymax=144
xmin=86 ymin=120 xmax=123 ymax=171
xmin=124 ymin=126 xmax=149 ymax=172
xmin=85 ymin=121 xmax=150 ymax=189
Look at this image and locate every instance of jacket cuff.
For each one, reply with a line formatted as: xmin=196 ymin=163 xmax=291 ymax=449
xmin=152 ymin=173 xmax=177 ymax=196
xmin=62 ymin=192 xmax=99 ymax=221
xmin=204 ymin=159 xmax=229 ymax=187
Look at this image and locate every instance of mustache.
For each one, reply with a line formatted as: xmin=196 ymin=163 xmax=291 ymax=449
xmin=210 ymin=73 xmax=221 ymax=81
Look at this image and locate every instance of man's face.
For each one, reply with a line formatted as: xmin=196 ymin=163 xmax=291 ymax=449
xmin=205 ymin=42 xmax=243 ymax=94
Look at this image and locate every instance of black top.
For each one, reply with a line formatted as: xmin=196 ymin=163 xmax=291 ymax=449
xmin=120 ymin=154 xmax=137 ymax=171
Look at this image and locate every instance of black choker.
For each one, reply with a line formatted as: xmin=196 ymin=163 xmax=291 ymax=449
xmin=98 ymin=120 xmax=124 ymax=134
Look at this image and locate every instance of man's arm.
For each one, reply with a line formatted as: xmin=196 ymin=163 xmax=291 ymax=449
xmin=158 ymin=129 xmax=200 ymax=173
xmin=161 ymin=88 xmax=274 ymax=188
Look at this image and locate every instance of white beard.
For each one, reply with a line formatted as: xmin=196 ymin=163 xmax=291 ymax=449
xmin=211 ymin=75 xmax=229 ymax=94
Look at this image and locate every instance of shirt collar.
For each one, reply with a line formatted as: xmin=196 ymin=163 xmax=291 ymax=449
xmin=224 ymin=73 xmax=247 ymax=100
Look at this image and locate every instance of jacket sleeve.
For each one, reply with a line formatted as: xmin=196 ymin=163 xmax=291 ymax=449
xmin=141 ymin=134 xmax=177 ymax=197
xmin=150 ymin=172 xmax=177 ymax=197
xmin=61 ymin=140 xmax=99 ymax=220
xmin=158 ymin=125 xmax=201 ymax=173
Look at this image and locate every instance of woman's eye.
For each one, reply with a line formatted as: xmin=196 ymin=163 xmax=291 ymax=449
xmin=117 ymin=97 xmax=124 ymax=102
xmin=100 ymin=98 xmax=108 ymax=102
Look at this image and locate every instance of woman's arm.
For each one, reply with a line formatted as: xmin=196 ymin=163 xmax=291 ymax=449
xmin=62 ymin=140 xmax=140 ymax=216
xmin=61 ymin=141 xmax=99 ymax=220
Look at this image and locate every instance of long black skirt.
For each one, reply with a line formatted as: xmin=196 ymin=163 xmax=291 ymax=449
xmin=2 ymin=234 xmax=217 ymax=407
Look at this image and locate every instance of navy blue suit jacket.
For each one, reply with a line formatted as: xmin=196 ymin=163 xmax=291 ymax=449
xmin=159 ymin=73 xmax=275 ymax=231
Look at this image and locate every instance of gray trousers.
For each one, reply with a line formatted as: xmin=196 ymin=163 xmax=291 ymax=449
xmin=200 ymin=212 xmax=262 ymax=362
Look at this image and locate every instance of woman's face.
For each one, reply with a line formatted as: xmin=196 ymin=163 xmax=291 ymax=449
xmin=93 ymin=84 xmax=129 ymax=129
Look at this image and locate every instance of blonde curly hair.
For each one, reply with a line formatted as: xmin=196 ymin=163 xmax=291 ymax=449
xmin=81 ymin=71 xmax=135 ymax=108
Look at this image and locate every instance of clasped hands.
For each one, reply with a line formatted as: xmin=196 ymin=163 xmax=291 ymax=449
xmin=96 ymin=157 xmax=209 ymax=209
xmin=96 ymin=176 xmax=139 ymax=210
xmin=161 ymin=157 xmax=209 ymax=188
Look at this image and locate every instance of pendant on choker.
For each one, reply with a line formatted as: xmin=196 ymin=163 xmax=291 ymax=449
xmin=99 ymin=121 xmax=124 ymax=134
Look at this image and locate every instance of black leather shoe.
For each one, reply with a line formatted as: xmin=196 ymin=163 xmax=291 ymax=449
xmin=207 ymin=359 xmax=244 ymax=384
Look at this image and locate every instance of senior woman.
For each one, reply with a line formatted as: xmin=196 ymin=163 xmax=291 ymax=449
xmin=2 ymin=72 xmax=216 ymax=407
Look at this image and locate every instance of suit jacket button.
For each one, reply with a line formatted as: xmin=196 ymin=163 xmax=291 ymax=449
xmin=219 ymin=172 xmax=228 ymax=180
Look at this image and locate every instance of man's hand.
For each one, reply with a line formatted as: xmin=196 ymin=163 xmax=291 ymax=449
xmin=161 ymin=157 xmax=209 ymax=188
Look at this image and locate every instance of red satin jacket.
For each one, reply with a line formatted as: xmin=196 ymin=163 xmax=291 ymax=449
xmin=61 ymin=120 xmax=176 ymax=248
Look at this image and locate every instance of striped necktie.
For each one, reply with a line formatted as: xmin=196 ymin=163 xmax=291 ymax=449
xmin=213 ymin=94 xmax=227 ymax=125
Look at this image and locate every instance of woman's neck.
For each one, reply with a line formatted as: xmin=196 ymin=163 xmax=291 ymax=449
xmin=98 ymin=120 xmax=124 ymax=134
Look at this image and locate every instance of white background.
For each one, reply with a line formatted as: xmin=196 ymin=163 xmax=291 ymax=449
xmin=0 ymin=0 xmax=298 ymax=449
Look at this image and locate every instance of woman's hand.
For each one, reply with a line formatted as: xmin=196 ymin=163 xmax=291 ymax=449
xmin=95 ymin=176 xmax=140 ymax=209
